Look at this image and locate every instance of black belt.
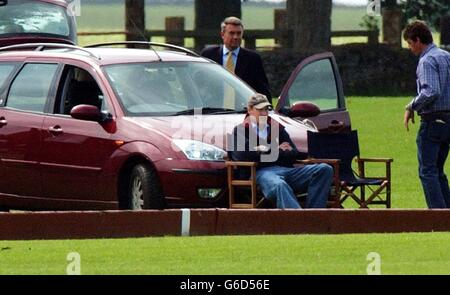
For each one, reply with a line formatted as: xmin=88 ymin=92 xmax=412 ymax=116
xmin=421 ymin=111 xmax=450 ymax=121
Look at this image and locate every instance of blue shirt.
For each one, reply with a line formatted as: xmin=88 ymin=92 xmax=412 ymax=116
xmin=222 ymin=46 xmax=240 ymax=69
xmin=410 ymin=44 xmax=450 ymax=115
xmin=251 ymin=122 xmax=268 ymax=140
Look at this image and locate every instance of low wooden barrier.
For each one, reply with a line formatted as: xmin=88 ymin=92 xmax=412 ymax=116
xmin=1 ymin=209 xmax=450 ymax=240
xmin=78 ymin=29 xmax=379 ymax=50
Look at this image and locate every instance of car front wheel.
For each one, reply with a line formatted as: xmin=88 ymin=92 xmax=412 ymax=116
xmin=128 ymin=163 xmax=166 ymax=210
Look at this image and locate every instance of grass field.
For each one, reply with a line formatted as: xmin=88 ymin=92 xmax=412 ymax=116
xmin=1 ymin=232 xmax=449 ymax=274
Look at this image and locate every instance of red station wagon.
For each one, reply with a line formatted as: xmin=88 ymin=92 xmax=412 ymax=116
xmin=0 ymin=42 xmax=350 ymax=210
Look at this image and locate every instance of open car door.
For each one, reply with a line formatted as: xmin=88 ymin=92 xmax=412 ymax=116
xmin=276 ymin=52 xmax=350 ymax=133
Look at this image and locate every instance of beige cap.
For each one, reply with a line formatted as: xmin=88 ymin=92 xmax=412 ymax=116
xmin=248 ymin=93 xmax=271 ymax=110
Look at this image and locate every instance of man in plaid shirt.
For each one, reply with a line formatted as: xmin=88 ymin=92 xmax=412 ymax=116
xmin=404 ymin=21 xmax=450 ymax=208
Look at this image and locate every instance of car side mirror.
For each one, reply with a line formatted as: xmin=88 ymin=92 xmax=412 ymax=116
xmin=287 ymin=101 xmax=320 ymax=118
xmin=70 ymin=104 xmax=103 ymax=122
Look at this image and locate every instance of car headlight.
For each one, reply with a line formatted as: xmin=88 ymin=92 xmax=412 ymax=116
xmin=172 ymin=139 xmax=226 ymax=161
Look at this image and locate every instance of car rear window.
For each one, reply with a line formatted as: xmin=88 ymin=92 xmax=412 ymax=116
xmin=0 ymin=0 xmax=70 ymax=36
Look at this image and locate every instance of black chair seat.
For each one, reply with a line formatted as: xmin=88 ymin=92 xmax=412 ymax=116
xmin=307 ymin=130 xmax=392 ymax=208
xmin=343 ymin=177 xmax=384 ymax=186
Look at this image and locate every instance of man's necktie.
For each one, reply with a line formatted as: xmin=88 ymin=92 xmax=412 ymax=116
xmin=224 ymin=51 xmax=236 ymax=109
xmin=225 ymin=51 xmax=235 ymax=73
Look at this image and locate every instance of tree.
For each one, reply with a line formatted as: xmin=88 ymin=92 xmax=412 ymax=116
xmin=194 ymin=0 xmax=241 ymax=52
xmin=286 ymin=0 xmax=332 ymax=53
xmin=381 ymin=0 xmax=449 ymax=31
xmin=125 ymin=0 xmax=146 ymax=43
xmin=382 ymin=0 xmax=403 ymax=47
xmin=400 ymin=0 xmax=449 ymax=31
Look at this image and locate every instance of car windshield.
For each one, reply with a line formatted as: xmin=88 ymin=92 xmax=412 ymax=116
xmin=104 ymin=61 xmax=255 ymax=116
xmin=0 ymin=0 xmax=70 ymax=36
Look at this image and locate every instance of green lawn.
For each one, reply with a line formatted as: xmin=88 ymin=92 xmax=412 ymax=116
xmin=1 ymin=232 xmax=449 ymax=274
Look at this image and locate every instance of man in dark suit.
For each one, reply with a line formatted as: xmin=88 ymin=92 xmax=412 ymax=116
xmin=200 ymin=16 xmax=272 ymax=104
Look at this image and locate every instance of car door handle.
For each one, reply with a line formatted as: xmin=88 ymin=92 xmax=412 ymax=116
xmin=48 ymin=125 xmax=63 ymax=135
xmin=0 ymin=117 xmax=7 ymax=127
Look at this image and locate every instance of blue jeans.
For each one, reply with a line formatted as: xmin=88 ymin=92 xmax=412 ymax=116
xmin=256 ymin=164 xmax=333 ymax=209
xmin=417 ymin=120 xmax=450 ymax=208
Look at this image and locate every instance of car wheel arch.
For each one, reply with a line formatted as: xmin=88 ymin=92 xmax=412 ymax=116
xmin=117 ymin=154 xmax=163 ymax=209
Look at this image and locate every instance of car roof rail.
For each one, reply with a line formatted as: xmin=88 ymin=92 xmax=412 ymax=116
xmin=85 ymin=41 xmax=200 ymax=58
xmin=0 ymin=43 xmax=100 ymax=59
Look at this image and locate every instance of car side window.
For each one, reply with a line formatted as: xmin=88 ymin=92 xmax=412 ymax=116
xmin=55 ymin=66 xmax=106 ymax=115
xmin=6 ymin=63 xmax=58 ymax=113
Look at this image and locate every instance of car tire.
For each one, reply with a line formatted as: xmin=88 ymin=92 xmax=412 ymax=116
xmin=128 ymin=163 xmax=166 ymax=210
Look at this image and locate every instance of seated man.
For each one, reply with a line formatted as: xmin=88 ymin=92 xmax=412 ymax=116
xmin=229 ymin=93 xmax=333 ymax=209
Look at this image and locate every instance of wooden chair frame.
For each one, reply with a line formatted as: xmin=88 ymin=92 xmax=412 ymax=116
xmin=225 ymin=159 xmax=343 ymax=209
xmin=296 ymin=158 xmax=342 ymax=208
xmin=225 ymin=161 xmax=265 ymax=209
xmin=299 ymin=157 xmax=393 ymax=208
xmin=347 ymin=157 xmax=393 ymax=208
